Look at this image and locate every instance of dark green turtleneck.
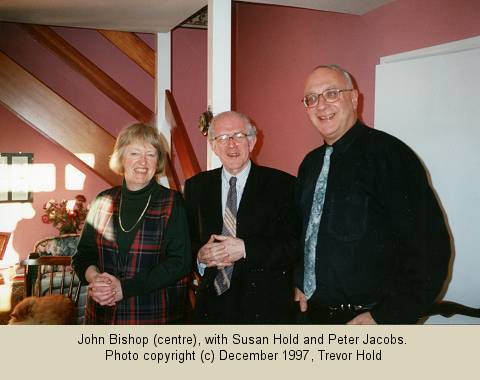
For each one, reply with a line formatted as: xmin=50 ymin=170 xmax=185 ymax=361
xmin=117 ymin=178 xmax=156 ymax=263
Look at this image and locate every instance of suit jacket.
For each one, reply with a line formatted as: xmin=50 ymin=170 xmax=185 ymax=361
xmin=184 ymin=163 xmax=299 ymax=324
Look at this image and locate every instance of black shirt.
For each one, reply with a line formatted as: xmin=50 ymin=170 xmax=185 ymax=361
xmin=295 ymin=120 xmax=451 ymax=323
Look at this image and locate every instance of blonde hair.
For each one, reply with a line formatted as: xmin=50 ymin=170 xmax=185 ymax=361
xmin=109 ymin=123 xmax=165 ymax=175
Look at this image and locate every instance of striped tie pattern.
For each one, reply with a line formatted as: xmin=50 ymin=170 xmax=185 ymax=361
xmin=304 ymin=146 xmax=333 ymax=300
xmin=214 ymin=176 xmax=237 ymax=295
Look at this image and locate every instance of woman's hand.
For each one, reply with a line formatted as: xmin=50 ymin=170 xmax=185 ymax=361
xmin=85 ymin=266 xmax=123 ymax=306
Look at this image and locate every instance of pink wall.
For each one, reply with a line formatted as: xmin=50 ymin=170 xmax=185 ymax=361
xmin=355 ymin=0 xmax=480 ymax=128
xmin=0 ymin=104 xmax=109 ymax=262
xmin=235 ymin=0 xmax=480 ymax=175
xmin=172 ymin=27 xmax=208 ymax=173
xmin=235 ymin=4 xmax=360 ymax=174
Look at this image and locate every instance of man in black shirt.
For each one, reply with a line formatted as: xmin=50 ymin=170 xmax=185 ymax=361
xmin=294 ymin=65 xmax=451 ymax=324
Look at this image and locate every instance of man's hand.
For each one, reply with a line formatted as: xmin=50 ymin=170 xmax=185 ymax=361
xmin=197 ymin=235 xmax=229 ymax=267
xmin=347 ymin=311 xmax=377 ymax=325
xmin=294 ymin=287 xmax=308 ymax=312
xmin=211 ymin=235 xmax=246 ymax=266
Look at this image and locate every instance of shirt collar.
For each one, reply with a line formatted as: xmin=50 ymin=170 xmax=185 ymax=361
xmin=330 ymin=119 xmax=365 ymax=155
xmin=222 ymin=160 xmax=251 ymax=186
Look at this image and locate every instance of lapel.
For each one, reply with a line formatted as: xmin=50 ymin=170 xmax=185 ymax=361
xmin=236 ymin=163 xmax=259 ymax=235
xmin=206 ymin=168 xmax=223 ymax=233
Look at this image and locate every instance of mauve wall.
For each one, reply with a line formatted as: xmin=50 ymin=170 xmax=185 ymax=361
xmin=172 ymin=27 xmax=208 ymax=173
xmin=235 ymin=0 xmax=480 ymax=175
xmin=0 ymin=104 xmax=109 ymax=264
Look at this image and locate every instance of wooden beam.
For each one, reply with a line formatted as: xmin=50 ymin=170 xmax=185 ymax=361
xmin=0 ymin=51 xmax=121 ymax=186
xmin=165 ymin=90 xmax=201 ymax=180
xmin=98 ymin=30 xmax=155 ymax=78
xmin=21 ymin=24 xmax=154 ymax=124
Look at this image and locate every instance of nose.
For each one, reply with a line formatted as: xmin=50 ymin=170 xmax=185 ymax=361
xmin=226 ymin=137 xmax=236 ymax=147
xmin=315 ymin=95 xmax=329 ymax=109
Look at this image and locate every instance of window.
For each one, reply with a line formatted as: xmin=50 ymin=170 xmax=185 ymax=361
xmin=0 ymin=153 xmax=33 ymax=202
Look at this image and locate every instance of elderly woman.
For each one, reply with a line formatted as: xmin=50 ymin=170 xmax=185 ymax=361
xmin=72 ymin=123 xmax=191 ymax=324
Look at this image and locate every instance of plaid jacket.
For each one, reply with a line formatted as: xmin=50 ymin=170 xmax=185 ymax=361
xmin=84 ymin=186 xmax=187 ymax=324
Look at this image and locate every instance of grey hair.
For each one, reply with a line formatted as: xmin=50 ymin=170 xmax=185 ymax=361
xmin=208 ymin=111 xmax=257 ymax=140
xmin=312 ymin=64 xmax=354 ymax=89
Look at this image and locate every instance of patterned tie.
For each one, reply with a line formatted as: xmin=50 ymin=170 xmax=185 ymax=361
xmin=304 ymin=146 xmax=333 ymax=300
xmin=214 ymin=176 xmax=237 ymax=295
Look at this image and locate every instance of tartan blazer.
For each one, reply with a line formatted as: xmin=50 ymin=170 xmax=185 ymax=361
xmin=84 ymin=186 xmax=187 ymax=324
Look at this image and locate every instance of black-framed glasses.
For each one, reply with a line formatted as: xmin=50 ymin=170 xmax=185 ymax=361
xmin=212 ymin=132 xmax=253 ymax=145
xmin=302 ymin=89 xmax=353 ymax=108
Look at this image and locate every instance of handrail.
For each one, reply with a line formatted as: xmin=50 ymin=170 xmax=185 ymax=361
xmin=427 ymin=300 xmax=480 ymax=319
xmin=165 ymin=89 xmax=201 ymax=181
xmin=163 ymin=154 xmax=181 ymax=191
xmin=21 ymin=24 xmax=154 ymax=123
xmin=98 ymin=30 xmax=155 ymax=78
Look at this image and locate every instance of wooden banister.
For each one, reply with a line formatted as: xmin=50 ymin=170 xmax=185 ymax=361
xmin=428 ymin=301 xmax=480 ymax=319
xmin=21 ymin=24 xmax=154 ymax=124
xmin=165 ymin=90 xmax=201 ymax=180
xmin=0 ymin=51 xmax=121 ymax=186
xmin=163 ymin=155 xmax=181 ymax=192
xmin=98 ymin=30 xmax=155 ymax=78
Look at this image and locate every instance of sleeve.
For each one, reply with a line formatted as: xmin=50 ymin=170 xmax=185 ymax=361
xmin=241 ymin=174 xmax=301 ymax=271
xmin=72 ymin=196 xmax=101 ymax=284
xmin=371 ymin=144 xmax=451 ymax=324
xmin=183 ymin=177 xmax=204 ymax=274
xmin=120 ymin=192 xmax=192 ymax=298
xmin=293 ymin=160 xmax=308 ymax=290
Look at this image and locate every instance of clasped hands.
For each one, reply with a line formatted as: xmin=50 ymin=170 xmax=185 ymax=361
xmin=86 ymin=267 xmax=123 ymax=306
xmin=198 ymin=234 xmax=245 ymax=268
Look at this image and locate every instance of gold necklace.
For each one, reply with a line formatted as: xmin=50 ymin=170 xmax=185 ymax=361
xmin=118 ymin=194 xmax=151 ymax=233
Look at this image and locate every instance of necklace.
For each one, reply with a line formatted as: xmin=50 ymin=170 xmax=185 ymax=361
xmin=118 ymin=194 xmax=151 ymax=233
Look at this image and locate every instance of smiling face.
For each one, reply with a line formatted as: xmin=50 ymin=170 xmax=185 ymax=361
xmin=210 ymin=113 xmax=256 ymax=175
xmin=304 ymin=67 xmax=358 ymax=145
xmin=122 ymin=141 xmax=158 ymax=191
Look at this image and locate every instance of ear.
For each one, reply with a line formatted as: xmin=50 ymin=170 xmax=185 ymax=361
xmin=209 ymin=139 xmax=219 ymax=156
xmin=350 ymin=89 xmax=359 ymax=111
xmin=248 ymin=135 xmax=257 ymax=153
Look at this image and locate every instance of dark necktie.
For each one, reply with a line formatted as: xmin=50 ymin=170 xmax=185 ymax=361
xmin=214 ymin=176 xmax=237 ymax=295
xmin=304 ymin=146 xmax=333 ymax=299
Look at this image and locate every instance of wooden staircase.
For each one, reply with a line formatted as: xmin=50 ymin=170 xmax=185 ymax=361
xmin=0 ymin=51 xmax=120 ymax=186
xmin=0 ymin=24 xmax=201 ymax=189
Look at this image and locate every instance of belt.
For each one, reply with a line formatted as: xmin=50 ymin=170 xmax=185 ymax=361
xmin=306 ymin=302 xmax=378 ymax=324
xmin=326 ymin=303 xmax=377 ymax=313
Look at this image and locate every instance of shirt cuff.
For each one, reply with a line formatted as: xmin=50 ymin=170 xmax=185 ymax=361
xmin=197 ymin=260 xmax=207 ymax=276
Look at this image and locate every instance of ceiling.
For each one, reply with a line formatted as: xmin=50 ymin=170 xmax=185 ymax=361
xmin=0 ymin=0 xmax=394 ymax=33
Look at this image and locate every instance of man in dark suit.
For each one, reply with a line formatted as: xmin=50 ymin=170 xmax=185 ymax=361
xmin=184 ymin=111 xmax=299 ymax=324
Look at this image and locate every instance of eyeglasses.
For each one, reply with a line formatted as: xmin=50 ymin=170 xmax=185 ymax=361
xmin=212 ymin=132 xmax=253 ymax=145
xmin=302 ymin=89 xmax=353 ymax=108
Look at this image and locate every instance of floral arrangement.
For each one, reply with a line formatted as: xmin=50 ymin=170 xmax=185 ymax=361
xmin=42 ymin=194 xmax=89 ymax=235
